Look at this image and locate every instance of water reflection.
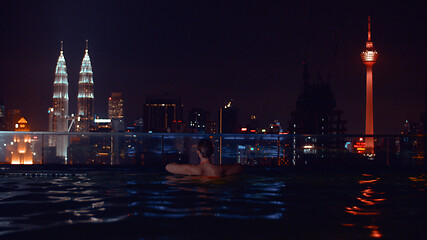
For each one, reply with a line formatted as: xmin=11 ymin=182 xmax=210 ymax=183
xmin=343 ymin=173 xmax=386 ymax=238
xmin=9 ymin=170 xmax=427 ymax=239
xmin=163 ymin=175 xmax=286 ymax=219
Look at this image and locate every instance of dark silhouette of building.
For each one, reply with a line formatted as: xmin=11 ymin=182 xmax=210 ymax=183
xmin=400 ymin=120 xmax=424 ymax=165
xmin=240 ymin=114 xmax=259 ymax=133
xmin=188 ymin=108 xmax=215 ymax=133
xmin=143 ymin=94 xmax=183 ymax=133
xmin=5 ymin=109 xmax=22 ymax=131
xmin=289 ymin=62 xmax=346 ymax=135
xmin=0 ymin=99 xmax=5 ymax=130
xmin=424 ymin=77 xmax=427 ymax=164
xmin=219 ymin=100 xmax=238 ymax=134
xmin=127 ymin=118 xmax=144 ymax=133
xmin=288 ymin=62 xmax=347 ymax=163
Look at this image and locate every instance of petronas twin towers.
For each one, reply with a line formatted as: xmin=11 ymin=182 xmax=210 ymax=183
xmin=50 ymin=40 xmax=95 ymax=160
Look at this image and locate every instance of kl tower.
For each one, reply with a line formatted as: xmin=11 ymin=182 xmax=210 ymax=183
xmin=361 ymin=16 xmax=378 ymax=155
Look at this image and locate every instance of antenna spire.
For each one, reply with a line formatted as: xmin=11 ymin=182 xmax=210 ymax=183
xmin=60 ymin=41 xmax=63 ymax=52
xmin=367 ymin=16 xmax=371 ymax=41
xmin=85 ymin=39 xmax=88 ymax=52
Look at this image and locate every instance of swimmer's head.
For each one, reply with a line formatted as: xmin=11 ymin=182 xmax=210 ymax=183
xmin=197 ymin=139 xmax=214 ymax=159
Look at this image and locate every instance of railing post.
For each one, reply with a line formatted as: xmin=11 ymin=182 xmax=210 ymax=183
xmin=219 ymin=107 xmax=222 ymax=165
xmin=386 ymin=137 xmax=390 ymax=167
xmin=110 ymin=132 xmax=113 ymax=165
xmin=277 ymin=136 xmax=280 ymax=164
xmin=161 ymin=135 xmax=164 ymax=157
xmin=219 ymin=135 xmax=222 ymax=165
xmin=41 ymin=133 xmax=44 ymax=165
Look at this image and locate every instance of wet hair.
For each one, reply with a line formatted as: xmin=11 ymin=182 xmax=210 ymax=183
xmin=197 ymin=139 xmax=214 ymax=158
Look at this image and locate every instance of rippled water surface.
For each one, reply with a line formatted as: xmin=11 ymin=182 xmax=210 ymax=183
xmin=0 ymin=167 xmax=425 ymax=239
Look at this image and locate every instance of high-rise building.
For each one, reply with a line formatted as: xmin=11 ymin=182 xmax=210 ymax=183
xmin=188 ymin=108 xmax=214 ymax=133
xmin=108 ymin=92 xmax=124 ymax=120
xmin=50 ymin=41 xmax=69 ymax=159
xmin=361 ymin=16 xmax=378 ymax=155
xmin=288 ymin=62 xmax=346 ymax=135
xmin=77 ymin=40 xmax=95 ymax=132
xmin=0 ymin=99 xmax=5 ymax=130
xmin=127 ymin=118 xmax=144 ymax=133
xmin=423 ymin=77 xmax=427 ymax=162
xmin=143 ymin=94 xmax=183 ymax=133
xmin=288 ymin=61 xmax=347 ymax=164
xmin=6 ymin=109 xmax=21 ymax=131
xmin=219 ymin=100 xmax=238 ymax=134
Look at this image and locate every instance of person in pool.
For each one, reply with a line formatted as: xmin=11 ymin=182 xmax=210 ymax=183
xmin=165 ymin=139 xmax=243 ymax=177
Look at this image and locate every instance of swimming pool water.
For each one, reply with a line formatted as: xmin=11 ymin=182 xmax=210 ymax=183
xmin=0 ymin=167 xmax=425 ymax=239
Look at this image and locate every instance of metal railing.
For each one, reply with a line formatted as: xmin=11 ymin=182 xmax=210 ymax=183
xmin=0 ymin=131 xmax=425 ymax=167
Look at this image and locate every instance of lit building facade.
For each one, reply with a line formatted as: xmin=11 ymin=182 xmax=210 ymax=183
xmin=50 ymin=41 xmax=69 ymax=159
xmin=10 ymin=118 xmax=33 ymax=164
xmin=108 ymin=92 xmax=124 ymax=120
xmin=77 ymin=40 xmax=95 ymax=132
xmin=361 ymin=17 xmax=378 ymax=155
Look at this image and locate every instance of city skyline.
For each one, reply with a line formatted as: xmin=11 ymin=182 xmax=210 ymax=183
xmin=0 ymin=1 xmax=425 ymax=134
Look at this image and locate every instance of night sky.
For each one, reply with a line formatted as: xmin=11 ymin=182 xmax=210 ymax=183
xmin=0 ymin=0 xmax=425 ymax=133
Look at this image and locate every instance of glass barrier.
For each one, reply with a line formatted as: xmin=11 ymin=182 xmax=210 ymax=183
xmin=0 ymin=131 xmax=425 ymax=167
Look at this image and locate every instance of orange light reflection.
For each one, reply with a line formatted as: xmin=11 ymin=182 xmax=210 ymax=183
xmin=358 ymin=178 xmax=379 ymax=184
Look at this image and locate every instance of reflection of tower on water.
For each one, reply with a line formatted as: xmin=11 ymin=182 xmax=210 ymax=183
xmin=344 ymin=174 xmax=385 ymax=238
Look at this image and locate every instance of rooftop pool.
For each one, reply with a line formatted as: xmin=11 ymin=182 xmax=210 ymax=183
xmin=0 ymin=166 xmax=425 ymax=239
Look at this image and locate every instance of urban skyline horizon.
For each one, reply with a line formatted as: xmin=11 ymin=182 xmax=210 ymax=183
xmin=0 ymin=1 xmax=425 ymax=134
xmin=0 ymin=35 xmax=425 ymax=134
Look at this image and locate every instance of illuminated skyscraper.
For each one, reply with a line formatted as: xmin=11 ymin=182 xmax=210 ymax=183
xmin=361 ymin=17 xmax=378 ymax=154
xmin=108 ymin=92 xmax=124 ymax=119
xmin=51 ymin=41 xmax=69 ymax=159
xmin=53 ymin=41 xmax=69 ymax=130
xmin=77 ymin=40 xmax=95 ymax=132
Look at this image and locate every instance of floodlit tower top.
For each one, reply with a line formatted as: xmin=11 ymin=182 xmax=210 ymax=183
xmin=361 ymin=16 xmax=378 ymax=63
xmin=367 ymin=16 xmax=371 ymax=42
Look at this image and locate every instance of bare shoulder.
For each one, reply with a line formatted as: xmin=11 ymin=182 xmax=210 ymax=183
xmin=166 ymin=163 xmax=202 ymax=175
xmin=222 ymin=164 xmax=244 ymax=175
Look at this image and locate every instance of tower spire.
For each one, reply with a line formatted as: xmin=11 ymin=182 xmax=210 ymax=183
xmin=85 ymin=39 xmax=88 ymax=52
xmin=367 ymin=16 xmax=371 ymax=41
xmin=60 ymin=40 xmax=63 ymax=52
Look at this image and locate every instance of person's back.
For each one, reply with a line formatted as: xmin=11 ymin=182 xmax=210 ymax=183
xmin=165 ymin=139 xmax=243 ymax=177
